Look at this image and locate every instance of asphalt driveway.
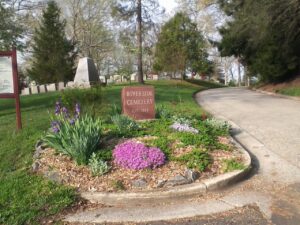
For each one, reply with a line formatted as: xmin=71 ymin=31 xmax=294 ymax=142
xmin=196 ymin=88 xmax=300 ymax=169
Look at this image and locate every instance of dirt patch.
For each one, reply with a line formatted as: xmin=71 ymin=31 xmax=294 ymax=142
xmin=258 ymin=76 xmax=300 ymax=93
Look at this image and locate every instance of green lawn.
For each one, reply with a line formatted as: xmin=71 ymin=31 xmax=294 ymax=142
xmin=0 ymin=80 xmax=222 ymax=224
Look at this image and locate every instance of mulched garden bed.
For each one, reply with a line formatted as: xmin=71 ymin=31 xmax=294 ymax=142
xmin=35 ymin=136 xmax=246 ymax=192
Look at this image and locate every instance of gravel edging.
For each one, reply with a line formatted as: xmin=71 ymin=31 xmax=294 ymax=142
xmin=80 ymin=138 xmax=251 ymax=204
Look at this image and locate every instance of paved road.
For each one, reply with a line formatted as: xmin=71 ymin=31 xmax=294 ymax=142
xmin=196 ymin=88 xmax=300 ymax=225
xmin=197 ymin=88 xmax=300 ymax=169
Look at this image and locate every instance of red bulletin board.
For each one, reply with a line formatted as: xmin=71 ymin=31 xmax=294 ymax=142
xmin=0 ymin=48 xmax=22 ymax=130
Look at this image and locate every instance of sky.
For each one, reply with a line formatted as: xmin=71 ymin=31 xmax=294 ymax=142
xmin=158 ymin=0 xmax=178 ymax=14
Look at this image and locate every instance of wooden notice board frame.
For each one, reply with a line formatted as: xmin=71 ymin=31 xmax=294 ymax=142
xmin=0 ymin=48 xmax=22 ymax=130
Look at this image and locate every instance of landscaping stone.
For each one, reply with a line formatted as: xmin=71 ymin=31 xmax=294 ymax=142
xmin=32 ymin=161 xmax=40 ymax=172
xmin=185 ymin=169 xmax=200 ymax=182
xmin=44 ymin=171 xmax=62 ymax=184
xmin=165 ymin=175 xmax=191 ymax=187
xmin=132 ymin=178 xmax=148 ymax=188
xmin=35 ymin=140 xmax=44 ymax=150
xmin=33 ymin=140 xmax=47 ymax=159
xmin=156 ymin=180 xmax=167 ymax=188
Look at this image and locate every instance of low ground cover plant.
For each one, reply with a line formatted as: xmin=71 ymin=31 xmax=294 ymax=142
xmin=111 ymin=114 xmax=140 ymax=135
xmin=222 ymin=159 xmax=245 ymax=172
xmin=175 ymin=149 xmax=211 ymax=172
xmin=89 ymin=153 xmax=111 ymax=176
xmin=113 ymin=141 xmax=166 ymax=170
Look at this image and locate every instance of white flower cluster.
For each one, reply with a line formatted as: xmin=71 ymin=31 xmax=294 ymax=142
xmin=170 ymin=122 xmax=199 ymax=134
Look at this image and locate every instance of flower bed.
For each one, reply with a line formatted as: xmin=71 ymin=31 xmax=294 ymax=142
xmin=34 ymin=102 xmax=246 ymax=192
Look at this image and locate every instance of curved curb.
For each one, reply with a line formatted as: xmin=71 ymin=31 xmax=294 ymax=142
xmin=81 ymin=139 xmax=251 ymax=205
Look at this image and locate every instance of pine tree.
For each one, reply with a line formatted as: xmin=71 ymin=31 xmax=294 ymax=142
xmin=28 ymin=1 xmax=76 ymax=84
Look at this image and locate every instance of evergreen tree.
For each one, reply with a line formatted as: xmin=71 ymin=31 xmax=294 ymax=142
xmin=216 ymin=0 xmax=300 ymax=83
xmin=0 ymin=2 xmax=24 ymax=50
xmin=154 ymin=13 xmax=213 ymax=79
xmin=28 ymin=1 xmax=76 ymax=84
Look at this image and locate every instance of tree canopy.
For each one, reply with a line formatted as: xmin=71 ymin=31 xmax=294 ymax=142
xmin=154 ymin=12 xmax=213 ymax=78
xmin=216 ymin=0 xmax=300 ymax=83
xmin=0 ymin=1 xmax=24 ymax=50
xmin=28 ymin=1 xmax=76 ymax=84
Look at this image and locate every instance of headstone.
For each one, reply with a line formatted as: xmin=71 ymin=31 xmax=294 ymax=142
xmin=21 ymin=87 xmax=31 ymax=95
xmin=66 ymin=81 xmax=74 ymax=88
xmin=99 ymin=75 xmax=106 ymax=83
xmin=39 ymin=85 xmax=47 ymax=93
xmin=74 ymin=57 xmax=99 ymax=86
xmin=131 ymin=73 xmax=137 ymax=81
xmin=153 ymin=75 xmax=159 ymax=80
xmin=57 ymin=82 xmax=65 ymax=91
xmin=47 ymin=83 xmax=56 ymax=92
xmin=31 ymin=85 xmax=39 ymax=94
xmin=121 ymin=86 xmax=155 ymax=120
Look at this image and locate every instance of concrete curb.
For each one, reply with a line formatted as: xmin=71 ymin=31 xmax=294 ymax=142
xmin=81 ymin=139 xmax=251 ymax=205
xmin=252 ymin=88 xmax=300 ymax=102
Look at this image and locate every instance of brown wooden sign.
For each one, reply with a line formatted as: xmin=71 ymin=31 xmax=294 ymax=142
xmin=121 ymin=86 xmax=155 ymax=120
xmin=0 ymin=48 xmax=22 ymax=130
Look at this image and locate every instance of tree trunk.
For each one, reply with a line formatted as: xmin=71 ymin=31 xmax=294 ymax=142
xmin=137 ymin=0 xmax=144 ymax=84
xmin=237 ymin=57 xmax=241 ymax=87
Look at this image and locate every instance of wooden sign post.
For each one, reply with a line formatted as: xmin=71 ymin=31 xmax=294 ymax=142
xmin=0 ymin=48 xmax=22 ymax=130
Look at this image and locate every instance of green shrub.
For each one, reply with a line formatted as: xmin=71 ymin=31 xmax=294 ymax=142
xmin=60 ymin=86 xmax=102 ymax=115
xmin=176 ymin=149 xmax=211 ymax=172
xmin=145 ymin=137 xmax=172 ymax=158
xmin=156 ymin=105 xmax=172 ymax=119
xmin=88 ymin=153 xmax=111 ymax=176
xmin=111 ymin=114 xmax=140 ymax=135
xmin=95 ymin=148 xmax=113 ymax=161
xmin=111 ymin=180 xmax=126 ymax=191
xmin=44 ymin=115 xmax=102 ymax=165
xmin=222 ymin=159 xmax=245 ymax=172
xmin=178 ymin=132 xmax=217 ymax=148
xmin=172 ymin=115 xmax=192 ymax=126
xmin=204 ymin=118 xmax=230 ymax=136
xmin=111 ymin=104 xmax=122 ymax=115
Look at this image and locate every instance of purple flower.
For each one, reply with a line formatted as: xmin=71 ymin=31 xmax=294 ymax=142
xmin=61 ymin=107 xmax=69 ymax=118
xmin=170 ymin=122 xmax=199 ymax=134
xmin=113 ymin=141 xmax=165 ymax=170
xmin=51 ymin=120 xmax=60 ymax=133
xmin=55 ymin=101 xmax=61 ymax=115
xmin=69 ymin=118 xmax=75 ymax=125
xmin=75 ymin=103 xmax=80 ymax=119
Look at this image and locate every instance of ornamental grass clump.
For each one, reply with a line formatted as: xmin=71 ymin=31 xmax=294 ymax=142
xmin=44 ymin=101 xmax=102 ymax=165
xmin=113 ymin=141 xmax=166 ymax=170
